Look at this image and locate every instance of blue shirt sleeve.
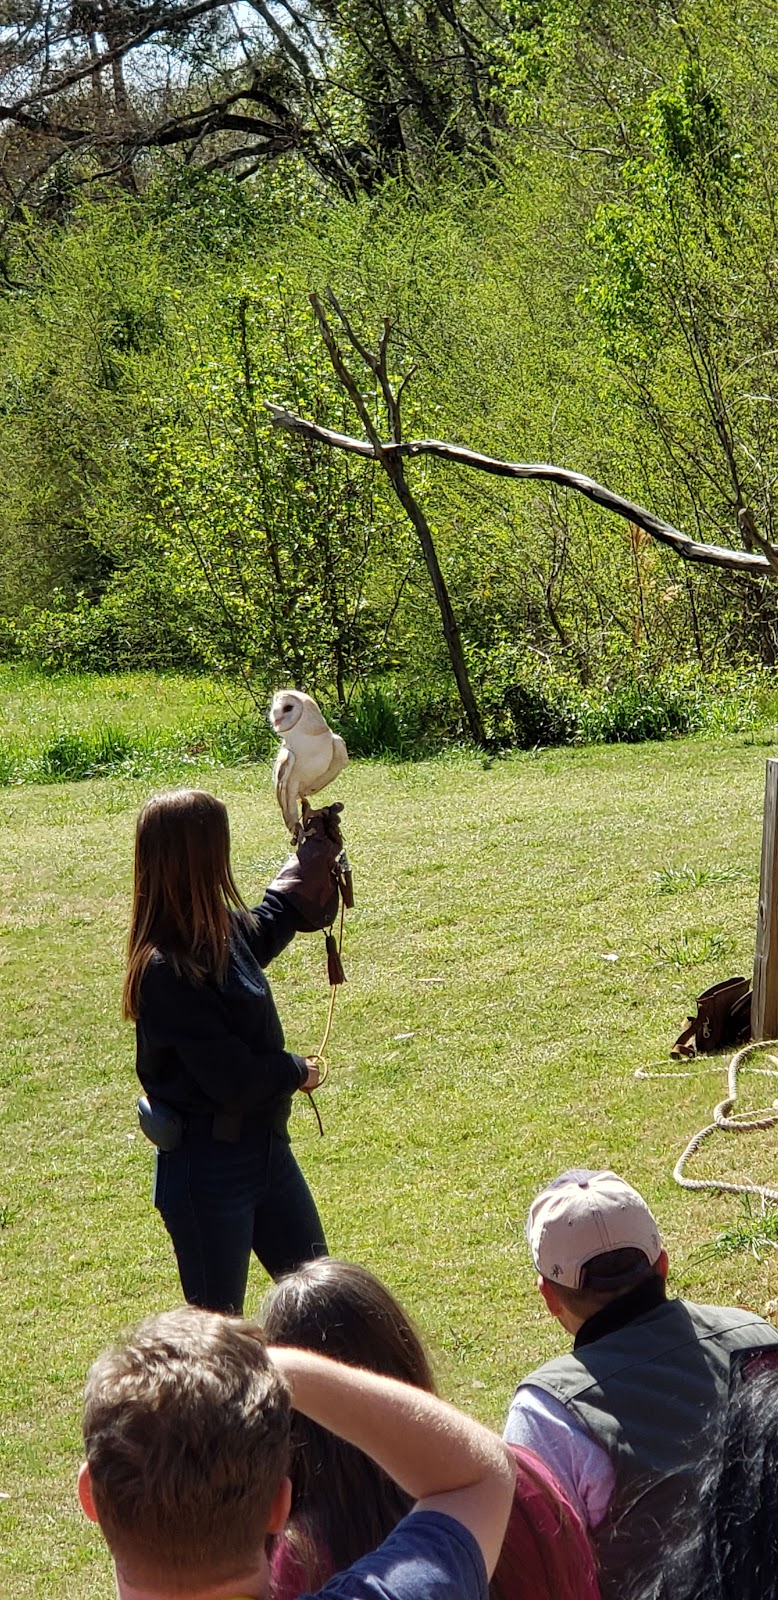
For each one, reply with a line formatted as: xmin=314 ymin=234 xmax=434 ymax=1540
xmin=300 ymin=1511 xmax=488 ymax=1600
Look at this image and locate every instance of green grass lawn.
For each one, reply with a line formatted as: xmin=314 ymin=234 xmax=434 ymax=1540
xmin=0 ymin=664 xmax=236 ymax=744
xmin=2 ymin=703 xmax=778 ymax=1593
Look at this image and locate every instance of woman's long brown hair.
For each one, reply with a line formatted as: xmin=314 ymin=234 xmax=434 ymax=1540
xmin=262 ymin=1259 xmax=435 ymax=1589
xmin=262 ymin=1258 xmax=596 ymax=1600
xmin=123 ymin=789 xmax=250 ymax=1020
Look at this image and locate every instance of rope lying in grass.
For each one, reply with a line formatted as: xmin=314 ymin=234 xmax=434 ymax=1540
xmin=636 ymin=1041 xmax=778 ymax=1204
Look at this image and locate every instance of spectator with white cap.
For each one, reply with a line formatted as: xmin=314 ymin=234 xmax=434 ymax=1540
xmin=503 ymin=1168 xmax=778 ymax=1599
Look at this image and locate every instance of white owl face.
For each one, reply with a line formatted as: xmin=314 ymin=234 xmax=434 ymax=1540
xmin=269 ymin=691 xmax=304 ymax=733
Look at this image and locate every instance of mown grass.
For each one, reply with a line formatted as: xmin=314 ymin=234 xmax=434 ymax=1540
xmin=3 ymin=677 xmax=778 ymax=1594
xmin=0 ymin=666 xmax=272 ymax=784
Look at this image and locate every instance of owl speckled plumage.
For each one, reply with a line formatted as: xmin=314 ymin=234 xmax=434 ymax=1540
xmin=269 ymin=690 xmax=349 ymax=836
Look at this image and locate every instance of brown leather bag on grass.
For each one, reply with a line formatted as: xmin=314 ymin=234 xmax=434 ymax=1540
xmin=670 ymin=977 xmax=752 ymax=1058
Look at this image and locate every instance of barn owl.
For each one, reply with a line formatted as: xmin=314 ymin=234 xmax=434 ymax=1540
xmin=269 ymin=690 xmax=349 ymax=836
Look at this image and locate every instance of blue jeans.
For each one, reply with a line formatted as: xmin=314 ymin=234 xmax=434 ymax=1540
xmin=154 ymin=1126 xmax=327 ymax=1313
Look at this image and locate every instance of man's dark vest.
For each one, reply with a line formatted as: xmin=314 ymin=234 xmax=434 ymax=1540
xmin=519 ymin=1298 xmax=778 ymax=1599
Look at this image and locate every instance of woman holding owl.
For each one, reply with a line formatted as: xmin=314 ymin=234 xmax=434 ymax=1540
xmin=123 ymin=787 xmax=343 ymax=1314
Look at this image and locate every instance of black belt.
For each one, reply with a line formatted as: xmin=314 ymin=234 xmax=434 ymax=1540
xmin=184 ymin=1111 xmax=247 ymax=1144
xmin=139 ymin=1097 xmax=278 ymax=1151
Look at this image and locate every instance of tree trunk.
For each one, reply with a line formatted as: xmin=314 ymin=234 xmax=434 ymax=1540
xmin=381 ymin=453 xmax=484 ymax=742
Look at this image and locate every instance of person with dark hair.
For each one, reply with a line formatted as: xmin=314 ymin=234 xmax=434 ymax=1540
xmin=708 ymin=1355 xmax=778 ymax=1600
xmin=503 ymin=1168 xmax=778 ymax=1600
xmin=123 ymin=788 xmax=343 ymax=1313
xmin=629 ymin=1353 xmax=778 ymax=1600
xmin=262 ymin=1257 xmax=600 ymax=1600
xmin=78 ymin=1304 xmax=517 ymax=1600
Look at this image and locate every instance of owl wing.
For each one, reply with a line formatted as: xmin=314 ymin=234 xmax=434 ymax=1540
xmin=305 ymin=733 xmax=349 ymax=798
xmin=273 ymin=744 xmax=300 ymax=833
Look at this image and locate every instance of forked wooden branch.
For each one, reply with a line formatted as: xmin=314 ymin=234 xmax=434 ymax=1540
xmin=301 ymin=295 xmax=486 ymax=743
xmin=265 ymin=403 xmax=778 ymax=578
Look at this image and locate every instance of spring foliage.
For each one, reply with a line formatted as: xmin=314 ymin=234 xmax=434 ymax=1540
xmin=3 ymin=0 xmax=778 ymax=717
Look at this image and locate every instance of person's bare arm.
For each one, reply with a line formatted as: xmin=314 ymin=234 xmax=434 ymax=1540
xmin=269 ymin=1347 xmax=516 ymax=1577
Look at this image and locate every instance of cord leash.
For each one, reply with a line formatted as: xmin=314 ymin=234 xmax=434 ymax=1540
xmin=304 ymin=897 xmax=346 ymax=1135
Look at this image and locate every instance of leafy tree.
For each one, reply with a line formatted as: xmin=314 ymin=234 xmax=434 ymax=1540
xmin=0 ymin=0 xmax=507 ymax=218
xmin=123 ymin=275 xmax=416 ymax=696
xmin=583 ymin=52 xmax=778 ymax=655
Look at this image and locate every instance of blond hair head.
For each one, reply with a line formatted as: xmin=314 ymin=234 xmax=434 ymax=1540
xmin=83 ymin=1308 xmax=290 ymax=1592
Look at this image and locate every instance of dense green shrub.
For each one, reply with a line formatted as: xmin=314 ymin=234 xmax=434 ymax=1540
xmin=470 ymin=650 xmax=771 ymax=752
xmin=4 ymin=580 xmax=211 ymax=673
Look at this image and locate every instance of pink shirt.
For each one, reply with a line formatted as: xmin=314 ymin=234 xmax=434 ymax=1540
xmin=492 ymin=1446 xmax=601 ymax=1600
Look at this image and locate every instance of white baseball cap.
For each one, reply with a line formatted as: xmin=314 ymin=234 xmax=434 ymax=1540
xmin=527 ymin=1168 xmax=662 ymax=1290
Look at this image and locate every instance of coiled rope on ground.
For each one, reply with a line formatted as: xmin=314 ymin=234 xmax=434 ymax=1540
xmin=636 ymin=1040 xmax=778 ymax=1204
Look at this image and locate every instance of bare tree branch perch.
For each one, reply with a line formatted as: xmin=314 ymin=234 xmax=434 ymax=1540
xmin=264 ymin=403 xmax=778 ymax=578
xmin=297 ymin=300 xmax=487 ymax=743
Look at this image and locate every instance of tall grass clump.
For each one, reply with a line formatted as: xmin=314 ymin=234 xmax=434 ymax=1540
xmin=200 ymin=714 xmax=274 ymax=765
xmin=330 ymin=683 xmax=460 ymax=757
xmin=38 ymin=725 xmax=137 ymax=780
xmin=574 ymin=679 xmax=696 ymax=745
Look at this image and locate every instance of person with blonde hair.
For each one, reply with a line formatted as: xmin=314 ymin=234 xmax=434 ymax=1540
xmin=78 ymin=1305 xmax=517 ymax=1600
xmin=124 ymin=788 xmax=343 ymax=1312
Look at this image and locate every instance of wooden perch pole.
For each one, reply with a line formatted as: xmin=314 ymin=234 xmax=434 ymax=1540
xmin=753 ymin=758 xmax=778 ymax=1040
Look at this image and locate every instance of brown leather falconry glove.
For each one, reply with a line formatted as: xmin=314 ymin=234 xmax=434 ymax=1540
xmin=266 ymin=803 xmax=344 ymax=932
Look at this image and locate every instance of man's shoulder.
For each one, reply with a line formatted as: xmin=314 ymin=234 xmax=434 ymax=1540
xmin=681 ymin=1297 xmax=778 ymax=1335
xmin=519 ymin=1348 xmax=588 ymax=1389
xmin=520 ymin=1297 xmax=778 ymax=1395
xmin=306 ymin=1512 xmax=488 ymax=1600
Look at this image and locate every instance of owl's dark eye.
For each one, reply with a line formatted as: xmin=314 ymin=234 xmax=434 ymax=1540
xmin=283 ymin=703 xmax=293 ymax=713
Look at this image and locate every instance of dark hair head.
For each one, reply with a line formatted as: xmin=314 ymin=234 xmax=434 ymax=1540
xmin=261 ymin=1260 xmax=435 ymax=1585
xmin=263 ymin=1260 xmax=594 ymax=1600
xmin=626 ymin=1354 xmax=778 ymax=1600
xmin=123 ymin=788 xmax=249 ymax=1018
xmin=83 ymin=1308 xmax=290 ymax=1592
xmin=551 ymin=1248 xmax=661 ymax=1319
xmin=580 ymin=1247 xmax=654 ymax=1293
xmin=708 ymin=1359 xmax=778 ymax=1600
xmin=263 ymin=1257 xmax=436 ymax=1387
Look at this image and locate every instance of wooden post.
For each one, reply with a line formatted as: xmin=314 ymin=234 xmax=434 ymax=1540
xmin=752 ymin=758 xmax=778 ymax=1040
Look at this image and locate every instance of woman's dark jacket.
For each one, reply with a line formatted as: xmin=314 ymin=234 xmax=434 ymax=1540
xmin=135 ymin=888 xmax=309 ymax=1139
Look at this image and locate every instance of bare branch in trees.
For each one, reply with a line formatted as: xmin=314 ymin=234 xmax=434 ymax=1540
xmin=310 ymin=293 xmax=380 ymax=447
xmin=0 ymin=0 xmax=505 ymax=209
xmin=265 ymin=403 xmax=778 ymax=578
